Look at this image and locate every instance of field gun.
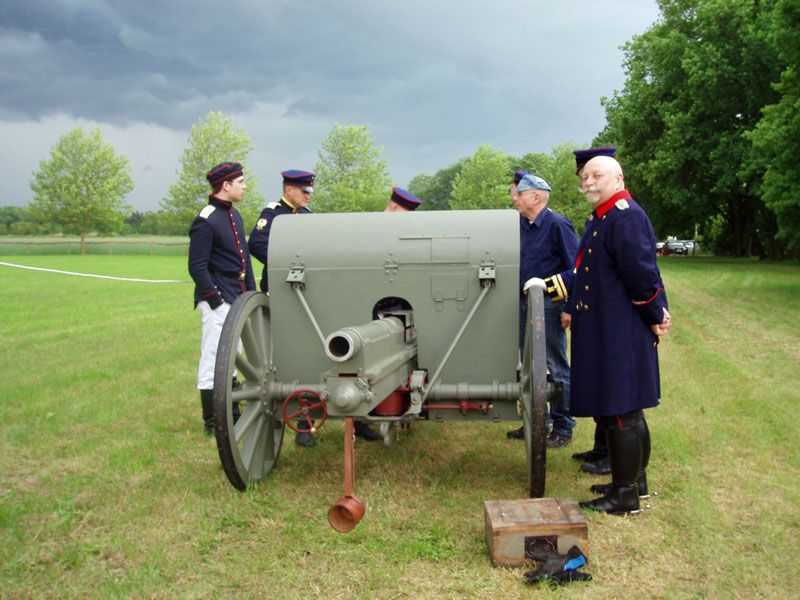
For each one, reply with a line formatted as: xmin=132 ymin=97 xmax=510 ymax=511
xmin=211 ymin=209 xmax=552 ymax=532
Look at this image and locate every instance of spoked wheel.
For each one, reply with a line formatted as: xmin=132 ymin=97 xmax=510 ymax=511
xmin=213 ymin=291 xmax=284 ymax=490
xmin=521 ymin=281 xmax=548 ymax=497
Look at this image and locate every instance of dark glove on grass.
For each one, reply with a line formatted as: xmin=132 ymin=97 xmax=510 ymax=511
xmin=524 ymin=545 xmax=590 ymax=585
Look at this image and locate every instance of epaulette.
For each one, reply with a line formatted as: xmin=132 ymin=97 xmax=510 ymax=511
xmin=266 ymin=201 xmax=280 ymax=209
xmin=199 ymin=205 xmax=215 ymax=219
xmin=615 ymin=199 xmax=629 ymax=210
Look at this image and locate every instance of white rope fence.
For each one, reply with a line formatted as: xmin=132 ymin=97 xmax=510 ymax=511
xmin=0 ymin=261 xmax=191 ymax=283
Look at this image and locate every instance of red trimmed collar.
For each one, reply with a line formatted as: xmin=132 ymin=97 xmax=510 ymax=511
xmin=594 ymin=189 xmax=632 ymax=218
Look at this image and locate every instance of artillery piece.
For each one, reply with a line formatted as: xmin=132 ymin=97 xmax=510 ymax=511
xmin=212 ymin=209 xmax=552 ymax=532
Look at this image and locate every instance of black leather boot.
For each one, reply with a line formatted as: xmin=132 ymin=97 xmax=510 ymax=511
xmin=200 ymin=389 xmax=214 ymax=436
xmin=590 ymin=414 xmax=651 ymax=498
xmin=295 ymin=419 xmax=315 ymax=447
xmin=589 ymin=471 xmax=648 ymax=498
xmin=507 ymin=425 xmax=525 ymax=439
xmin=579 ymin=423 xmax=641 ymax=515
xmin=634 ymin=414 xmax=651 ymax=498
xmin=231 ymin=377 xmax=242 ymax=424
xmin=572 ymin=420 xmax=608 ymax=462
xmin=580 ymin=455 xmax=611 ymax=475
xmin=354 ymin=420 xmax=382 ymax=442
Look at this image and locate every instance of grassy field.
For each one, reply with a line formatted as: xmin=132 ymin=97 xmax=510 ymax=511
xmin=0 ymin=236 xmax=188 ymax=256
xmin=0 ymin=255 xmax=798 ymax=599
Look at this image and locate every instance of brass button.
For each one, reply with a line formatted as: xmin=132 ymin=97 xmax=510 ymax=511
xmin=583 ymin=304 xmax=589 ymax=311
xmin=588 ymin=248 xmax=593 ymax=254
xmin=584 ymin=266 xmax=589 ymax=272
xmin=593 ymin=231 xmax=598 ymax=237
xmin=584 ymin=285 xmax=589 ymax=291
xmin=602 ymin=215 xmax=607 ymax=220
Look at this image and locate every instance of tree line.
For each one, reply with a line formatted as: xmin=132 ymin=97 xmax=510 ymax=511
xmin=4 ymin=0 xmax=797 ymax=258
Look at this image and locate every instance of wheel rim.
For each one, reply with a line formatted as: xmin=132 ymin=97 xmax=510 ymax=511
xmin=213 ymin=291 xmax=284 ymax=490
xmin=521 ymin=289 xmax=547 ymax=497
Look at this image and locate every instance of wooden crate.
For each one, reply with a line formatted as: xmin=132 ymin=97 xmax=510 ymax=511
xmin=484 ymin=498 xmax=589 ymax=567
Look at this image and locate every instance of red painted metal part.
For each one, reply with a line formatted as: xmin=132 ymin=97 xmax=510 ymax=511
xmin=281 ymin=389 xmax=328 ymax=433
xmin=423 ymin=400 xmax=492 ymax=415
xmin=327 ymin=417 xmax=365 ymax=533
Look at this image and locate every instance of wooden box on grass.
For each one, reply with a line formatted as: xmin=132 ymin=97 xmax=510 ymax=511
xmin=484 ymin=498 xmax=589 ymax=567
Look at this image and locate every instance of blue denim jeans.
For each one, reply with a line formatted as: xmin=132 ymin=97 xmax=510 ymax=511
xmin=520 ymin=298 xmax=576 ymax=438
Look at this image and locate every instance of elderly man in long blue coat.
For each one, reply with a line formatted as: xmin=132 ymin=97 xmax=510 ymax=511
xmin=546 ymin=155 xmax=672 ymax=514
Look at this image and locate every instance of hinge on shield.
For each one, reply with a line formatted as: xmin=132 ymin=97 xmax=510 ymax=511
xmin=479 ymin=259 xmax=496 ymax=287
xmin=286 ymin=267 xmax=306 ymax=287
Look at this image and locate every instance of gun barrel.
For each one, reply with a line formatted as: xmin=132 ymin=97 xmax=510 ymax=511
xmin=325 ymin=316 xmax=405 ymax=363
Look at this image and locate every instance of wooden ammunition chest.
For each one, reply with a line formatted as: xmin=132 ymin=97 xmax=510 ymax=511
xmin=484 ymin=498 xmax=589 ymax=567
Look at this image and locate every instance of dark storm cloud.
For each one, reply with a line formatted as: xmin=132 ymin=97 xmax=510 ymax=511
xmin=0 ymin=0 xmax=661 ymax=210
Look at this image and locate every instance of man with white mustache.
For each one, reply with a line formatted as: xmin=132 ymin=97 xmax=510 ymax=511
xmin=545 ymin=155 xmax=672 ymax=514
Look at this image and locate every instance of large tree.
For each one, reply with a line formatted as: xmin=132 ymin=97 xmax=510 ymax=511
xmin=29 ymin=126 xmax=134 ymax=254
xmin=747 ymin=0 xmax=800 ymax=256
xmin=312 ymin=123 xmax=392 ymax=213
xmin=450 ymin=144 xmax=512 ymax=210
xmin=162 ymin=112 xmax=264 ymax=229
xmin=599 ymin=0 xmax=784 ymax=256
xmin=407 ymin=159 xmax=466 ymax=211
xmin=514 ymin=143 xmax=588 ymax=233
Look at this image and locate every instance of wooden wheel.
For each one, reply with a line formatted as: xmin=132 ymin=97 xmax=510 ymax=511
xmin=521 ymin=282 xmax=548 ymax=497
xmin=213 ymin=292 xmax=283 ymax=490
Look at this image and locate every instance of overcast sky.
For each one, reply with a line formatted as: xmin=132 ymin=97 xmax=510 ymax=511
xmin=0 ymin=0 xmax=661 ymax=212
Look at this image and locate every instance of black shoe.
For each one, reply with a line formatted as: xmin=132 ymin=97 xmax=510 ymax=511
xmin=579 ymin=485 xmax=640 ymax=515
xmin=590 ymin=471 xmax=650 ymax=499
xmin=354 ymin=421 xmax=382 ymax=442
xmin=573 ymin=421 xmax=608 ymax=461
xmin=294 ymin=419 xmax=315 ymax=447
xmin=506 ymin=426 xmax=525 ymax=439
xmin=571 ymin=448 xmax=607 ymax=462
xmin=295 ymin=430 xmax=315 ymax=447
xmin=580 ymin=456 xmax=611 ymax=475
xmin=546 ymin=432 xmax=572 ymax=448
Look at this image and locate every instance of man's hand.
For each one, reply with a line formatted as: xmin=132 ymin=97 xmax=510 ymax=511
xmin=651 ymin=308 xmax=672 ymax=336
xmin=560 ymin=312 xmax=571 ymax=330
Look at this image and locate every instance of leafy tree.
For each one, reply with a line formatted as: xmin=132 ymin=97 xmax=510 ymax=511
xmin=450 ymin=144 xmax=512 ymax=210
xmin=600 ymin=0 xmax=784 ymax=256
xmin=162 ymin=112 xmax=264 ymax=230
xmin=408 ymin=159 xmax=466 ymax=211
xmin=0 ymin=206 xmax=32 ymax=234
xmin=313 ymin=123 xmax=392 ymax=213
xmin=514 ymin=143 xmax=588 ymax=233
xmin=29 ymin=126 xmax=134 ymax=254
xmin=747 ymin=0 xmax=800 ymax=256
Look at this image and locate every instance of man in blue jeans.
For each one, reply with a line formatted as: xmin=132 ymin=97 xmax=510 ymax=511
xmin=508 ymin=173 xmax=579 ymax=447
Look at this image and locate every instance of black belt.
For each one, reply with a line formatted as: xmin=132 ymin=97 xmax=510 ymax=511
xmin=212 ymin=270 xmax=246 ymax=281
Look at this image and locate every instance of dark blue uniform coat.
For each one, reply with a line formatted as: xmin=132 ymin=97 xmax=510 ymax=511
xmin=248 ymin=198 xmax=311 ymax=292
xmin=188 ymin=196 xmax=256 ymax=306
xmin=519 ymin=208 xmax=579 ymax=294
xmin=568 ymin=190 xmax=668 ymax=417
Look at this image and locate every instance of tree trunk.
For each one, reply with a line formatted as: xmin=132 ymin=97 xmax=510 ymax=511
xmin=80 ymin=229 xmax=87 ymax=255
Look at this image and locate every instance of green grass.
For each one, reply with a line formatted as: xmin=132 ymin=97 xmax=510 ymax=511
xmin=1 ymin=255 xmax=798 ymax=599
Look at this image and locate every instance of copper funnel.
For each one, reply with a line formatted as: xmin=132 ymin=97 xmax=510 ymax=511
xmin=328 ymin=417 xmax=366 ymax=532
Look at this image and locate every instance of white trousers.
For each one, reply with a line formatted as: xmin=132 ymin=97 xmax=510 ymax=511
xmin=197 ymin=300 xmax=231 ymax=390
